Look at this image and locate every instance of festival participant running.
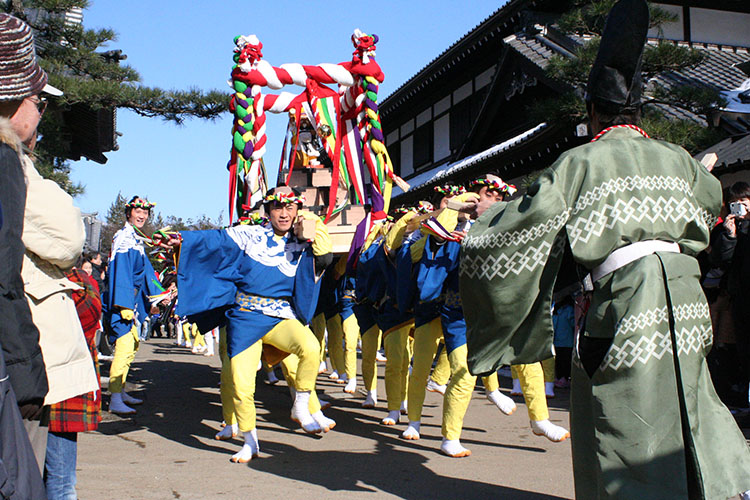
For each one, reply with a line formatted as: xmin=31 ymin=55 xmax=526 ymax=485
xmin=460 ymin=0 xmax=750 ymax=497
xmin=104 ymin=196 xmax=164 ymax=415
xmin=170 ymin=186 xmax=335 ymax=463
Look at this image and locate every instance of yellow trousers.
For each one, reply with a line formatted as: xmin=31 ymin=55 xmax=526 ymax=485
xmin=511 ymin=363 xmax=548 ymax=421
xmin=279 ymin=354 xmax=322 ymax=414
xmin=383 ymin=321 xmax=413 ymax=411
xmin=231 ymin=319 xmax=320 ymax=432
xmin=360 ymin=325 xmax=381 ymax=392
xmin=183 ymin=322 xmax=205 ymax=347
xmin=442 ymin=344 xmax=477 ymax=441
xmin=408 ymin=318 xmax=443 ymax=421
xmin=341 ymin=314 xmax=360 ymax=380
xmin=109 ymin=325 xmax=139 ymax=394
xmin=310 ymin=312 xmax=326 ymax=365
xmin=218 ymin=327 xmax=237 ymax=426
xmin=409 ymin=319 xmax=498 ymax=423
xmin=326 ymin=314 xmax=344 ymax=374
xmin=431 ymin=343 xmax=450 ymax=386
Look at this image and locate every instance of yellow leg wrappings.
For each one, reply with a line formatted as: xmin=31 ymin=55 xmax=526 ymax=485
xmin=383 ymin=322 xmax=413 ymax=411
xmin=360 ymin=326 xmax=381 ymax=392
xmin=109 ymin=325 xmax=139 ymax=394
xmin=182 ymin=322 xmax=193 ymax=345
xmin=342 ymin=314 xmax=360 ymax=380
xmin=280 ymin=354 xmax=322 ymax=414
xmin=442 ymin=344 xmax=476 ymax=441
xmin=311 ymin=312 xmax=327 ymax=364
xmin=408 ymin=318 xmax=443 ymax=422
xmin=218 ymin=327 xmax=236 ymax=425
xmin=483 ymin=372 xmax=499 ymax=393
xmin=515 ymin=362 xmax=549 ymax=421
xmin=431 ymin=344 xmax=451 ymax=386
xmin=231 ymin=342 xmax=262 ymax=433
xmin=263 ymin=319 xmax=319 ymax=393
xmin=326 ymin=314 xmax=344 ymax=374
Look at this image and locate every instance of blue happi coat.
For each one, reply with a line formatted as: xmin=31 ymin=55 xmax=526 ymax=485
xmin=104 ymin=223 xmax=164 ymax=342
xmin=176 ymin=224 xmax=321 ymax=358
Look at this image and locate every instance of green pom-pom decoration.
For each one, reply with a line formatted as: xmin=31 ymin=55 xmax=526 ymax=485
xmin=234 ymin=81 xmax=248 ymax=93
xmin=236 ymin=105 xmax=248 ymax=119
xmin=233 ymin=131 xmax=245 ymax=154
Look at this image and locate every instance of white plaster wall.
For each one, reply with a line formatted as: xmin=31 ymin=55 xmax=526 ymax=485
xmin=433 ymin=114 xmax=451 ymax=162
xmin=690 ymin=8 xmax=750 ymax=46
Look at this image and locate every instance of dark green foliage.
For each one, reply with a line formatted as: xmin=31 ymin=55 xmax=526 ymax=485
xmin=2 ymin=0 xmax=228 ymax=195
xmin=530 ymin=0 xmax=725 ymax=154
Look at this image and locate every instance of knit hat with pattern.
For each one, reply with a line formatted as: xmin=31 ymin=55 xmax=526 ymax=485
xmin=0 ymin=14 xmax=56 ymax=101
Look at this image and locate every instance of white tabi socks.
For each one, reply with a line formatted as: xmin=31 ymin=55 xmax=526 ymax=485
xmin=401 ymin=421 xmax=420 ymax=440
xmin=318 ymin=361 xmax=327 ymax=374
xmin=426 ymin=379 xmax=446 ymax=395
xmin=344 ymin=376 xmax=357 ymax=394
xmin=215 ymin=422 xmax=239 ymax=440
xmin=381 ymin=410 xmax=401 ymax=425
xmin=292 ymin=391 xmax=322 ymax=433
xmin=230 ymin=429 xmax=259 ymax=463
xmin=311 ymin=411 xmax=336 ymax=432
xmin=109 ymin=392 xmax=136 ymax=415
xmin=531 ymin=419 xmax=570 ymax=442
xmin=440 ymin=438 xmax=471 ymax=458
xmin=328 ymin=370 xmax=340 ymax=380
xmin=400 ymin=400 xmax=408 ymax=415
xmin=362 ymin=389 xmax=377 ymax=409
xmin=487 ymin=389 xmax=516 ymax=415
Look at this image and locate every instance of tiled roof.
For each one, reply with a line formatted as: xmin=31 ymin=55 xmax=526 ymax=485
xmin=392 ymin=123 xmax=548 ymax=197
xmin=698 ymin=133 xmax=750 ymax=170
xmin=505 ymin=28 xmax=750 ymax=126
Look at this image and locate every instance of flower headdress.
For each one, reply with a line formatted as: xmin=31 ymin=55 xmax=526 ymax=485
xmin=262 ymin=191 xmax=306 ymax=205
xmin=125 ymin=198 xmax=156 ymax=210
xmin=416 ymin=201 xmax=434 ymax=214
xmin=470 ymin=176 xmax=517 ymax=196
xmin=434 ymin=184 xmax=466 ymax=197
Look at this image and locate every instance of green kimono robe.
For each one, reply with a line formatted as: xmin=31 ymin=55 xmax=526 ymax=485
xmin=460 ymin=127 xmax=750 ymax=499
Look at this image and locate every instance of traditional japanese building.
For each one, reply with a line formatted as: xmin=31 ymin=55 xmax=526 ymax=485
xmin=383 ymin=0 xmax=750 ymax=204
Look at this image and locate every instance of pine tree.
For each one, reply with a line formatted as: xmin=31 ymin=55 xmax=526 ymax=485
xmin=3 ymin=1 xmax=228 ymax=195
xmin=530 ymin=0 xmax=726 ymax=153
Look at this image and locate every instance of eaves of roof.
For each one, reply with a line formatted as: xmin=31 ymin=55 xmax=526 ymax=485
xmin=699 ymin=133 xmax=750 ymax=172
xmin=380 ymin=0 xmax=540 ymax=113
xmin=392 ymin=122 xmax=548 ymax=199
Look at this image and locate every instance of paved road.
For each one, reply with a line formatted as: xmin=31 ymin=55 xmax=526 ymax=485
xmin=77 ymin=338 xmax=572 ymax=499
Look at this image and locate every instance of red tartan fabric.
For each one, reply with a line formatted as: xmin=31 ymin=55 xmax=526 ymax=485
xmin=48 ymin=269 xmax=102 ymax=433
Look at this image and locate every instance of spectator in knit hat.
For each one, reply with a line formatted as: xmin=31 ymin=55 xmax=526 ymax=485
xmin=0 ymin=12 xmax=60 ymax=496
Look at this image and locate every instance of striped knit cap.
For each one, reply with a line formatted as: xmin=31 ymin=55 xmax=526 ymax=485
xmin=0 ymin=14 xmax=48 ymax=101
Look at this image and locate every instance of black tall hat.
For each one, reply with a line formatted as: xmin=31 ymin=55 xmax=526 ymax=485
xmin=586 ymin=0 xmax=650 ymax=114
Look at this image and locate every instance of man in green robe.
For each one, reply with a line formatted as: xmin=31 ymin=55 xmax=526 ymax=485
xmin=459 ymin=0 xmax=750 ymax=498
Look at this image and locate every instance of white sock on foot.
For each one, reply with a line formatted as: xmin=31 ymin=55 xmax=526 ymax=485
xmin=344 ymin=377 xmax=357 ymax=393
xmin=230 ymin=429 xmax=259 ymax=463
xmin=362 ymin=390 xmax=377 ymax=408
xmin=487 ymin=389 xmax=516 ymax=415
xmin=531 ymin=419 xmax=570 ymax=442
xmin=318 ymin=361 xmax=327 ymax=374
xmin=400 ymin=400 xmax=408 ymax=415
xmin=215 ymin=423 xmax=239 ymax=440
xmin=292 ymin=391 xmax=322 ymax=433
xmin=381 ymin=410 xmax=401 ymax=425
xmin=328 ymin=370 xmax=339 ymax=380
xmin=401 ymin=421 xmax=421 ymax=440
xmin=441 ymin=438 xmax=471 ymax=457
xmin=311 ymin=411 xmax=336 ymax=432
xmin=426 ymin=379 xmax=446 ymax=396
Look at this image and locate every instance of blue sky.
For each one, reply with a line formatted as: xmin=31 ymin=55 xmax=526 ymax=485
xmin=69 ymin=1 xmax=506 ymax=223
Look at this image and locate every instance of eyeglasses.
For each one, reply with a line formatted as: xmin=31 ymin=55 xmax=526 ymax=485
xmin=27 ymin=96 xmax=47 ymax=116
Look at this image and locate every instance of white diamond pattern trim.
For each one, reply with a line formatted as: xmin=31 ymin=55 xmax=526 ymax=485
xmin=601 ymin=302 xmax=711 ymax=371
xmin=460 ymin=235 xmax=565 ymax=281
xmin=567 ymin=196 xmax=702 ymax=248
xmin=463 ymin=210 xmax=570 ymax=251
xmin=571 ymin=175 xmax=693 ymax=216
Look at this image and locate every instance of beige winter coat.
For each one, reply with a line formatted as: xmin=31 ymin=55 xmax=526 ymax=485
xmin=20 ymin=153 xmax=99 ymax=406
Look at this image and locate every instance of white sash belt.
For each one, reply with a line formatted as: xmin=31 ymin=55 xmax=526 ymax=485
xmin=589 ymin=240 xmax=680 ymax=283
